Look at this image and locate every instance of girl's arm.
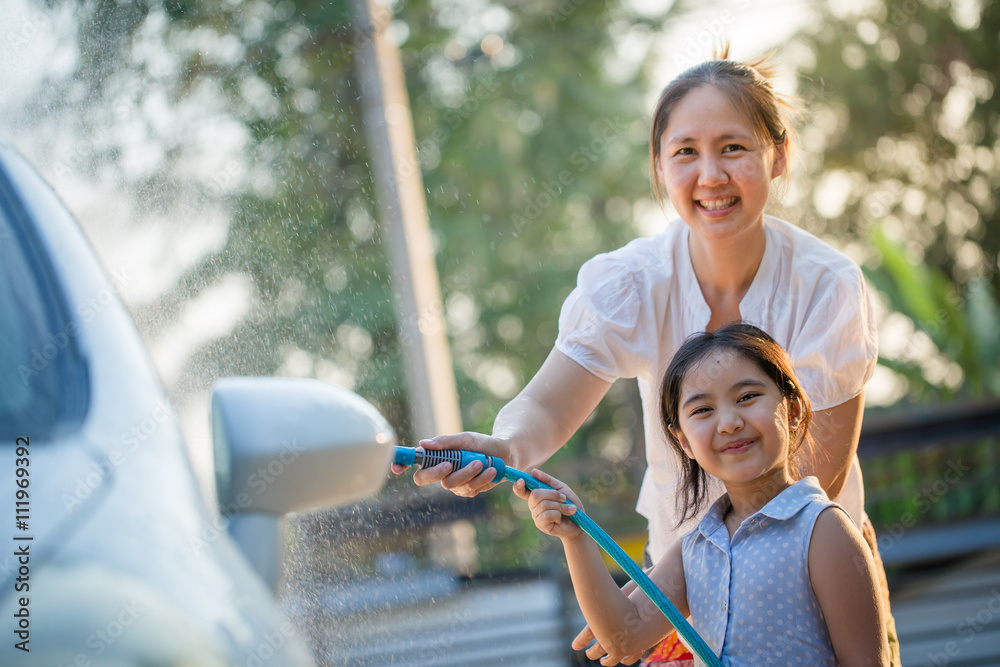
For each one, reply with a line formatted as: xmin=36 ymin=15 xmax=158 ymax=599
xmin=395 ymin=349 xmax=612 ymax=496
xmin=809 ymin=506 xmax=889 ymax=666
xmin=805 ymin=391 xmax=864 ymax=500
xmin=514 ymin=471 xmax=686 ymax=664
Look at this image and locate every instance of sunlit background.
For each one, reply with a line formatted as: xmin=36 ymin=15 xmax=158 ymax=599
xmin=2 ymin=0 xmax=998 ymax=664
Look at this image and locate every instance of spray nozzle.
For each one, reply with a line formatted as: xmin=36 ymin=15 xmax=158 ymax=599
xmin=393 ymin=446 xmax=506 ymax=483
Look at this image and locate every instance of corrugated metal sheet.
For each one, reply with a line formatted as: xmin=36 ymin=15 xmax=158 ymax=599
xmin=318 ymin=577 xmax=571 ymax=666
xmin=894 ymin=548 xmax=1000 ymax=666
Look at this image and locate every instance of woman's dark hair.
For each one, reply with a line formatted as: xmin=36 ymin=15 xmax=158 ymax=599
xmin=659 ymin=322 xmax=812 ymax=526
xmin=649 ymin=43 xmax=801 ymax=204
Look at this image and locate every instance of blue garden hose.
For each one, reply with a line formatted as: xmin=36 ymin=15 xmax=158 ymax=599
xmin=394 ymin=446 xmax=722 ymax=667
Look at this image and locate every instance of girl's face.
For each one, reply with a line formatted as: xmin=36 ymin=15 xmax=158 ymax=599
xmin=670 ymin=349 xmax=800 ymax=487
xmin=655 ymin=85 xmax=786 ymax=243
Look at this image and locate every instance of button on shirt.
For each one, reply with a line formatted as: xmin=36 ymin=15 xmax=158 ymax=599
xmin=555 ymin=216 xmax=878 ymax=560
xmin=682 ymin=477 xmax=839 ymax=666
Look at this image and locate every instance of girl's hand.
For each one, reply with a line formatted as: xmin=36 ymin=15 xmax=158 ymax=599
xmin=511 ymin=469 xmax=585 ymax=540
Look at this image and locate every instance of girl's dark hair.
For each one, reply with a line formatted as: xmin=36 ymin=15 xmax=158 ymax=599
xmin=659 ymin=322 xmax=812 ymax=526
xmin=649 ymin=43 xmax=801 ymax=204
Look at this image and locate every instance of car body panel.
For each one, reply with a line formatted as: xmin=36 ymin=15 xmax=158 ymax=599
xmin=0 ymin=140 xmax=315 ymax=664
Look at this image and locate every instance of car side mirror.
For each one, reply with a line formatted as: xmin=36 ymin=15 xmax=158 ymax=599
xmin=211 ymin=377 xmax=396 ymax=590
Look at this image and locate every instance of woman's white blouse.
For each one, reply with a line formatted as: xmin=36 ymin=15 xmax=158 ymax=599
xmin=555 ymin=216 xmax=878 ymax=560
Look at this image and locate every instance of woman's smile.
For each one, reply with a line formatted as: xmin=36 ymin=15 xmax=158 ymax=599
xmin=696 ymin=195 xmax=740 ymax=215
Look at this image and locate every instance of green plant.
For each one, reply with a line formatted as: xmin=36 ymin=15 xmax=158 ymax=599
xmin=865 ymin=226 xmax=1000 ymax=402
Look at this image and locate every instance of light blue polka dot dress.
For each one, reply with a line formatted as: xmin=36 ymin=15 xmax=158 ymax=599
xmin=681 ymin=476 xmax=839 ymax=666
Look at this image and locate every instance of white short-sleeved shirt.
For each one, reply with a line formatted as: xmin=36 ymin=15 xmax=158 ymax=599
xmin=555 ymin=216 xmax=878 ymax=560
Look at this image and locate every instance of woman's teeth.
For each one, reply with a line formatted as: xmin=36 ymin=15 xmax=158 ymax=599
xmin=699 ymin=197 xmax=737 ymax=210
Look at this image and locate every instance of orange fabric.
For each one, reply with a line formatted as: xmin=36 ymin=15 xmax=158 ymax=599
xmin=641 ymin=629 xmax=694 ymax=666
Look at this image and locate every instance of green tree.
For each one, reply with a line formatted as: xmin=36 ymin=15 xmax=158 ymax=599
xmin=5 ymin=0 xmax=695 ymax=572
xmin=787 ymin=0 xmax=1000 ymax=402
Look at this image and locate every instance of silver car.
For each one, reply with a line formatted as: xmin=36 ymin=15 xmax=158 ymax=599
xmin=0 ymin=138 xmax=395 ymax=665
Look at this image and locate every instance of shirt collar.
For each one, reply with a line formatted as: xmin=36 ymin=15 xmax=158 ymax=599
xmin=738 ymin=218 xmax=779 ymax=317
xmin=695 ymin=476 xmax=827 ymax=545
xmin=755 ymin=476 xmax=827 ymax=520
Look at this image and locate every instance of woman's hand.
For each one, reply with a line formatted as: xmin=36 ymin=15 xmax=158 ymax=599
xmin=511 ymin=469 xmax=584 ymax=540
xmin=572 ymin=583 xmax=646 ymax=664
xmin=390 ymin=432 xmax=511 ymax=497
xmin=392 ymin=350 xmax=614 ymax=498
xmin=572 ymin=628 xmax=645 ymax=665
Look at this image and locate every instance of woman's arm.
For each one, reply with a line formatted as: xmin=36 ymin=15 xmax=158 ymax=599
xmin=809 ymin=506 xmax=889 ymax=666
xmin=805 ymin=391 xmax=865 ymax=500
xmin=394 ymin=348 xmax=612 ymax=496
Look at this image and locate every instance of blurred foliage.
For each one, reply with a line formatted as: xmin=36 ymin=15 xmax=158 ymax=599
xmin=64 ymin=0 xmax=663 ymax=443
xmin=11 ymin=0 xmax=672 ymax=572
xmin=786 ymin=0 xmax=1000 ymax=404
xmin=8 ymin=0 xmax=1000 ymax=576
xmin=865 ymin=227 xmax=1000 ymax=401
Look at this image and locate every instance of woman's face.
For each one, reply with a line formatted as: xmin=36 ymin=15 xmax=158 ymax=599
xmin=656 ymin=85 xmax=785 ymax=244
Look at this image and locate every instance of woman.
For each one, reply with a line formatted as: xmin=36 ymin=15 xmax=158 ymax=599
xmin=394 ymin=48 xmax=898 ymax=665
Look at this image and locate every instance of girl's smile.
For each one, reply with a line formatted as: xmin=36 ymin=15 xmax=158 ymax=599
xmin=719 ymin=437 xmax=755 ymax=454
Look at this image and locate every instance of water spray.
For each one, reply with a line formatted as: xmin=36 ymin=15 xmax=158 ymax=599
xmin=393 ymin=445 xmax=722 ymax=667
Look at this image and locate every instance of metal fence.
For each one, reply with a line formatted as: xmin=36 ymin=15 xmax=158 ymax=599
xmin=858 ymin=400 xmax=1000 ymax=566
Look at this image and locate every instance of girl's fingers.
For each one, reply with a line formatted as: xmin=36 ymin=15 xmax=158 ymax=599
xmin=535 ymin=506 xmax=572 ymax=528
xmin=527 ymin=488 xmax=566 ymax=510
xmin=532 ymin=504 xmax=562 ymax=523
xmin=529 ymin=468 xmax=561 ymax=488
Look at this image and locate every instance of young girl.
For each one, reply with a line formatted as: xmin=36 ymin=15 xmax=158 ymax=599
xmin=513 ymin=324 xmax=889 ymax=666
